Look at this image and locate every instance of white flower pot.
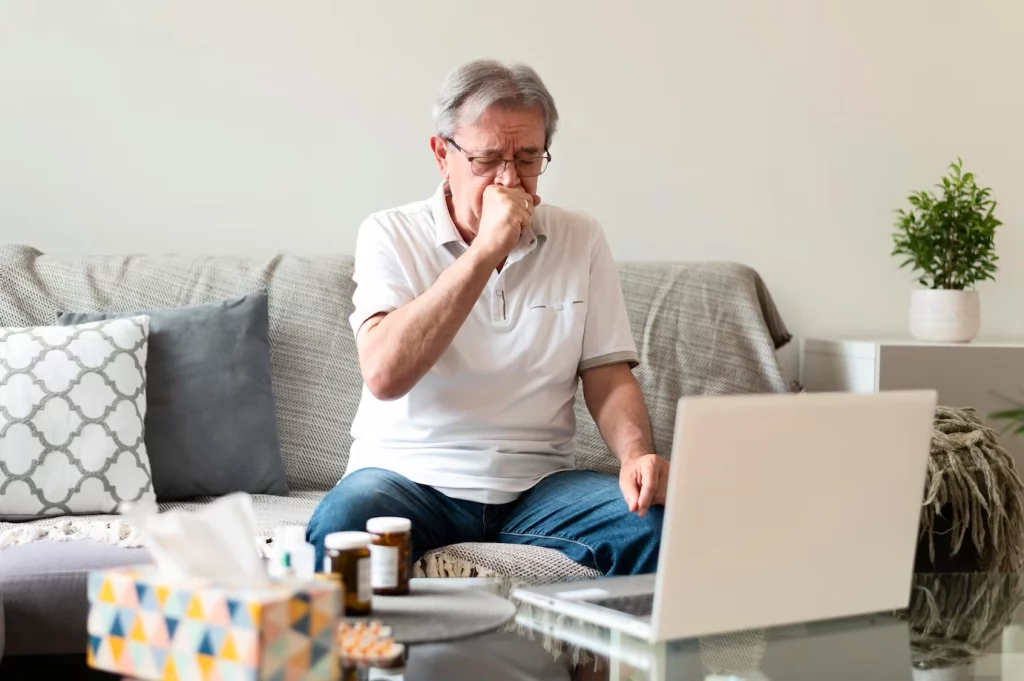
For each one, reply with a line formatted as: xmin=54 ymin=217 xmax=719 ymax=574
xmin=909 ymin=289 xmax=981 ymax=343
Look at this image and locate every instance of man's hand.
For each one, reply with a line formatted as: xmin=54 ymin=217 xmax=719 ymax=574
xmin=473 ymin=185 xmax=540 ymax=260
xmin=619 ymin=454 xmax=669 ymax=518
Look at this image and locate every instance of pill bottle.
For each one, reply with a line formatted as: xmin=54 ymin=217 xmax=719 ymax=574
xmin=366 ymin=517 xmax=412 ymax=596
xmin=324 ymin=531 xmax=373 ymax=615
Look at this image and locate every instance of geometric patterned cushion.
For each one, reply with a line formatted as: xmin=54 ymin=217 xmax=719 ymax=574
xmin=0 ymin=316 xmax=155 ymax=520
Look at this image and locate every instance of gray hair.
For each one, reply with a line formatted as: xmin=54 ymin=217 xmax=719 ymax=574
xmin=433 ymin=59 xmax=559 ymax=147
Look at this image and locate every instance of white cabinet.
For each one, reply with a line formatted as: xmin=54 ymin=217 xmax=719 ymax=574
xmin=800 ymin=339 xmax=1024 ymax=470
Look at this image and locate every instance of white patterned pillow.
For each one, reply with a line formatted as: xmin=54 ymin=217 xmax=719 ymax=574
xmin=0 ymin=316 xmax=155 ymax=519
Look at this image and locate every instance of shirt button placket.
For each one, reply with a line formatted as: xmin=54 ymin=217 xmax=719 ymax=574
xmin=492 ymin=287 xmax=505 ymax=322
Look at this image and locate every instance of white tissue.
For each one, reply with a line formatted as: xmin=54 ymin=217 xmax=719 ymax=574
xmin=123 ymin=493 xmax=270 ymax=588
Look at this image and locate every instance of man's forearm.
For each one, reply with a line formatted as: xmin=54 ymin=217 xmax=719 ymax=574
xmin=358 ymin=245 xmax=501 ymax=400
xmin=582 ymin=364 xmax=655 ymax=462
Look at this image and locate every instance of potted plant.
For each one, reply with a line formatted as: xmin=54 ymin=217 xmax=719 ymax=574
xmin=892 ymin=158 xmax=1003 ymax=342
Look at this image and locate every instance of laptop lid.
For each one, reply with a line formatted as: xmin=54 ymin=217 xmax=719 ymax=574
xmin=651 ymin=390 xmax=936 ymax=641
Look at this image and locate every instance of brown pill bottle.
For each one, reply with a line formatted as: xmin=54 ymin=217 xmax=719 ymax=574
xmin=323 ymin=531 xmax=373 ymax=616
xmin=367 ymin=517 xmax=412 ymax=596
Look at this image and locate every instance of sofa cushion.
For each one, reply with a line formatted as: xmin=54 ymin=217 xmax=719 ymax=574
xmin=0 ymin=541 xmax=151 ymax=655
xmin=57 ymin=292 xmax=288 ymax=500
xmin=0 ymin=316 xmax=155 ymax=520
xmin=0 ymin=491 xmax=326 ymax=655
xmin=0 ymin=246 xmax=360 ymax=492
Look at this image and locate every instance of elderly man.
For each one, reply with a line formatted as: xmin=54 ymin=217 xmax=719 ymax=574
xmin=306 ymin=60 xmax=668 ymax=576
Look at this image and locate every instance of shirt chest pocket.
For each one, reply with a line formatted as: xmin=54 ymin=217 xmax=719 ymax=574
xmin=525 ymin=299 xmax=588 ymax=378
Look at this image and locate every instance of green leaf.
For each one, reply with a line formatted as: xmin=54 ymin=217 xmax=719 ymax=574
xmin=892 ymin=159 xmax=1000 ymax=285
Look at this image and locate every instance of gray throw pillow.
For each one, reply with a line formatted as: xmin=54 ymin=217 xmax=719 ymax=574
xmin=57 ymin=292 xmax=288 ymax=500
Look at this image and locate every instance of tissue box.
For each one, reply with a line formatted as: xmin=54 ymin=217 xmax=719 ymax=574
xmin=86 ymin=566 xmax=341 ymax=681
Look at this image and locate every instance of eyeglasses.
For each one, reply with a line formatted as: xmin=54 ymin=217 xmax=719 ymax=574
xmin=445 ymin=137 xmax=552 ymax=178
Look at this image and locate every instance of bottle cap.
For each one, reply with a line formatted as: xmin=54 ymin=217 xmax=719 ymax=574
xmin=366 ymin=517 xmax=412 ymax=535
xmin=324 ymin=531 xmax=374 ymax=551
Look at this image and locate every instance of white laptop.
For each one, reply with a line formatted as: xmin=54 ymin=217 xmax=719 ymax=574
xmin=512 ymin=390 xmax=937 ymax=642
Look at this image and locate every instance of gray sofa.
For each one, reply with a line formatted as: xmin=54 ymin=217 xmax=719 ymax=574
xmin=0 ymin=245 xmax=790 ymax=661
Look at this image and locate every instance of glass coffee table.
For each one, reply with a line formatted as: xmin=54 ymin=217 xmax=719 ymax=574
xmin=348 ymin=572 xmax=1024 ymax=681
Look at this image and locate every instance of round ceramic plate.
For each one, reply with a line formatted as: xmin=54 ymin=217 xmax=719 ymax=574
xmin=346 ymin=580 xmax=517 ymax=644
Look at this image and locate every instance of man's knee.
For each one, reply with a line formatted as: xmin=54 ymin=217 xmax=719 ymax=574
xmin=639 ymin=506 xmax=664 ymax=571
xmin=638 ymin=506 xmax=664 ymax=545
xmin=614 ymin=505 xmax=663 ymax=575
xmin=306 ymin=468 xmax=406 ymax=546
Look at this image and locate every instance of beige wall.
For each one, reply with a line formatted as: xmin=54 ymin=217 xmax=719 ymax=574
xmin=2 ymin=1 xmax=1022 ymax=340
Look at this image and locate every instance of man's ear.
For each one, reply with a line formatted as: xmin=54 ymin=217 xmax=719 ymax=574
xmin=430 ymin=135 xmax=449 ymax=176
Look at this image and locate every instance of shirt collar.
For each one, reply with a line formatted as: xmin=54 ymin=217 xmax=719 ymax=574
xmin=428 ymin=182 xmax=548 ymax=251
xmin=430 ymin=183 xmax=464 ymax=249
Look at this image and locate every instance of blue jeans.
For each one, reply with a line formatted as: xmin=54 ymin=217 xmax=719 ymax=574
xmin=306 ymin=468 xmax=663 ymax=576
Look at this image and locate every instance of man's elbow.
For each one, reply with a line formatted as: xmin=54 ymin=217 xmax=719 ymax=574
xmin=362 ymin=365 xmax=410 ymax=402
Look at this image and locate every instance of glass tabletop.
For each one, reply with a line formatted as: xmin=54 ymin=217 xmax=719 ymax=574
xmin=351 ymin=573 xmax=1024 ymax=681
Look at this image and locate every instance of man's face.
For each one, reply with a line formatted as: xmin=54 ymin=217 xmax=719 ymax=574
xmin=432 ymin=106 xmax=547 ymax=232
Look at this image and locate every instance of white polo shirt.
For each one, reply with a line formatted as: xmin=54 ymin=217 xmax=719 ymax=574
xmin=345 ymin=184 xmax=639 ymax=504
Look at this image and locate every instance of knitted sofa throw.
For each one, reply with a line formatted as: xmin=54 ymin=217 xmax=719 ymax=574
xmin=921 ymin=406 xmax=1024 ymax=572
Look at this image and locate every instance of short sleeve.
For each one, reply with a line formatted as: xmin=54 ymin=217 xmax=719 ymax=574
xmin=579 ymin=223 xmax=639 ymax=372
xmin=348 ymin=216 xmax=416 ymax=335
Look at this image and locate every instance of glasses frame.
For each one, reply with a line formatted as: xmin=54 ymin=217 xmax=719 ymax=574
xmin=444 ymin=137 xmax=552 ymax=178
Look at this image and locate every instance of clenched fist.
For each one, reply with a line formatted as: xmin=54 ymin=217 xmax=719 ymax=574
xmin=473 ymin=185 xmax=541 ymax=260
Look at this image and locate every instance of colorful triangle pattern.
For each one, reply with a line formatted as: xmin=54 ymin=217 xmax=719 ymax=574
xmin=88 ymin=635 xmax=103 ymax=659
xmin=129 ymin=615 xmax=147 ymax=642
xmin=310 ymin=605 xmax=332 ymax=639
xmin=309 ymin=653 xmax=339 ymax=681
xmin=173 ymin=650 xmax=198 ymax=681
xmin=186 ymin=593 xmax=205 ymax=619
xmin=156 ymin=584 xmax=171 ymax=609
xmin=87 ymin=602 xmax=116 ymax=637
xmin=177 ymin=619 xmax=206 ymax=653
xmin=220 ymin=631 xmax=239 ymax=662
xmin=117 ymin=579 xmax=140 ymax=608
xmin=109 ymin=611 xmax=126 ymax=638
xmin=165 ymin=615 xmax=180 ymax=642
xmin=201 ymin=590 xmax=231 ymax=626
xmin=94 ymin=637 xmax=115 ymax=669
xmin=217 ymin=659 xmax=245 ymax=681
xmin=232 ymin=628 xmax=260 ymax=667
xmin=152 ymin=647 xmax=169 ymax=676
xmin=97 ymin=578 xmax=116 ymax=604
xmin=310 ymin=639 xmax=332 ymax=669
xmin=197 ymin=652 xmax=216 ymax=680
xmin=87 ymin=571 xmax=103 ymax=602
xmin=164 ymin=589 xmax=187 ymax=619
xmin=209 ymin=625 xmax=227 ymax=656
xmin=130 ymin=640 xmax=156 ymax=678
xmin=87 ymin=569 xmax=343 ymax=680
xmin=164 ymin=655 xmax=180 ymax=681
xmin=198 ymin=630 xmax=216 ymax=657
xmin=108 ymin=636 xmax=126 ymax=666
xmin=288 ymin=597 xmax=308 ymax=626
xmin=140 ymin=610 xmax=170 ymax=647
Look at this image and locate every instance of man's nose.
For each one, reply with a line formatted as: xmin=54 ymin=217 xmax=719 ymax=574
xmin=492 ymin=160 xmax=520 ymax=187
